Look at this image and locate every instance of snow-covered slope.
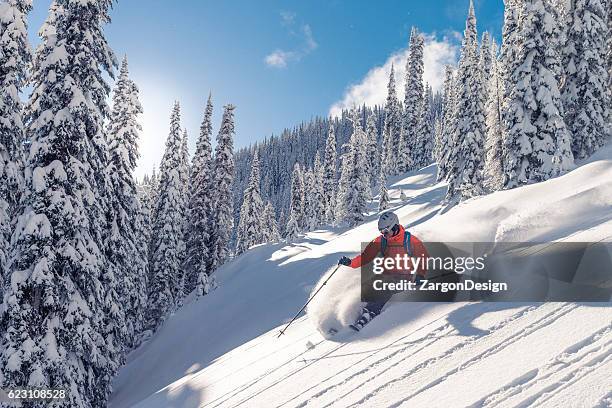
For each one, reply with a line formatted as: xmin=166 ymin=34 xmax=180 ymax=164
xmin=110 ymin=144 xmax=612 ymax=408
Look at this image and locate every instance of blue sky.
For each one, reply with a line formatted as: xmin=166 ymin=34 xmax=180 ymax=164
xmin=28 ymin=0 xmax=505 ymax=178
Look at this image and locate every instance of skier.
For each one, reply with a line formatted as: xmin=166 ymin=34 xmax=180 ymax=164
xmin=338 ymin=211 xmax=429 ymax=330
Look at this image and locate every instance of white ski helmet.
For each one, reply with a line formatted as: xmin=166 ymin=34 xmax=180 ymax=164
xmin=378 ymin=211 xmax=399 ymax=231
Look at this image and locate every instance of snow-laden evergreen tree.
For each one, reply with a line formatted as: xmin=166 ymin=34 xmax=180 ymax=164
xmin=435 ymin=66 xmax=456 ymax=181
xmin=0 ymin=0 xmax=119 ymax=405
xmin=183 ymin=94 xmax=214 ymax=296
xmin=136 ymin=176 xmax=153 ymax=269
xmin=0 ymin=0 xmax=30 ymax=289
xmin=484 ymin=40 xmax=505 ymax=192
xmin=180 ymin=128 xmax=190 ymax=206
xmin=400 ymin=27 xmax=425 ymax=172
xmin=262 ymin=201 xmax=281 ymax=243
xmin=288 ymin=162 xmax=304 ymax=230
xmin=302 ymin=167 xmax=317 ymax=231
xmin=236 ymin=150 xmax=265 ymax=254
xmin=561 ymin=0 xmax=609 ymax=158
xmin=312 ymin=152 xmax=326 ymax=225
xmin=285 ymin=164 xmax=303 ymax=240
xmin=445 ymin=0 xmax=487 ymax=203
xmin=338 ymin=110 xmax=370 ymax=226
xmin=480 ymin=32 xmax=493 ymax=88
xmin=335 ymin=143 xmax=353 ymax=222
xmin=322 ymin=125 xmax=337 ymax=224
xmin=148 ymin=102 xmax=187 ymax=329
xmin=500 ymin=0 xmax=522 ymax=167
xmin=378 ymin=169 xmax=390 ymax=212
xmin=209 ymin=104 xmax=236 ymax=272
xmin=415 ymin=84 xmax=434 ymax=168
xmin=365 ymin=112 xmax=379 ymax=189
xmin=284 ymin=210 xmax=300 ymax=241
xmin=149 ymin=166 xmax=159 ymax=207
xmin=503 ymin=0 xmax=574 ymax=188
xmin=383 ymin=64 xmax=402 ymax=175
xmin=106 ymin=55 xmax=147 ymax=351
xmin=608 ymin=1 xmax=612 ymax=129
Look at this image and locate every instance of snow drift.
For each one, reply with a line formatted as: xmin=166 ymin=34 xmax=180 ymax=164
xmin=306 ymin=265 xmax=363 ymax=338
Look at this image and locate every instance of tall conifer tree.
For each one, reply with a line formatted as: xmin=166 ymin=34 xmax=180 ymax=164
xmin=1 ymin=1 xmax=119 ymax=405
xmin=183 ymin=94 xmax=214 ymax=296
xmin=148 ymin=103 xmax=187 ymax=328
xmin=209 ymin=105 xmax=236 ymax=272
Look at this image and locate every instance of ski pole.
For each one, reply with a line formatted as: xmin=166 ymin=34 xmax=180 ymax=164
xmin=277 ymin=264 xmax=342 ymax=338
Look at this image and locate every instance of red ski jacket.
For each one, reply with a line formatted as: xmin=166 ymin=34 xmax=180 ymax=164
xmin=349 ymin=224 xmax=428 ymax=277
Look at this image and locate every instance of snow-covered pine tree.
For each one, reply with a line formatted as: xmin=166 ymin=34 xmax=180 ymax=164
xmin=288 ymin=162 xmax=305 ymax=230
xmin=149 ymin=166 xmax=159 ymax=207
xmin=500 ymin=0 xmax=521 ymax=100
xmin=284 ymin=210 xmax=300 ymax=241
xmin=484 ymin=39 xmax=505 ymax=192
xmin=106 ymin=55 xmax=147 ymax=351
xmin=340 ymin=110 xmax=370 ymax=226
xmin=180 ymin=128 xmax=190 ymax=206
xmin=435 ymin=66 xmax=456 ymax=181
xmin=400 ymin=27 xmax=425 ymax=172
xmin=209 ymin=104 xmax=236 ymax=272
xmin=445 ymin=0 xmax=487 ymax=203
xmin=480 ymin=32 xmax=493 ymax=96
xmin=378 ymin=169 xmax=390 ymax=212
xmin=383 ymin=64 xmax=402 ymax=175
xmin=148 ymin=102 xmax=187 ymax=329
xmin=335 ymin=143 xmax=353 ymax=223
xmin=0 ymin=0 xmax=119 ymax=405
xmin=500 ymin=0 xmax=522 ymax=180
xmin=323 ymin=124 xmax=337 ymax=224
xmin=365 ymin=112 xmax=379 ymax=189
xmin=236 ymin=150 xmax=265 ymax=254
xmin=503 ymin=0 xmax=574 ymax=188
xmin=415 ymin=84 xmax=434 ymax=168
xmin=561 ymin=0 xmax=609 ymax=159
xmin=136 ymin=176 xmax=153 ymax=264
xmin=183 ymin=94 xmax=214 ymax=296
xmin=302 ymin=167 xmax=317 ymax=231
xmin=312 ymin=152 xmax=326 ymax=225
xmin=285 ymin=164 xmax=304 ymax=240
xmin=0 ymin=0 xmax=30 ymax=290
xmin=608 ymin=1 xmax=612 ymax=129
xmin=262 ymin=201 xmax=281 ymax=242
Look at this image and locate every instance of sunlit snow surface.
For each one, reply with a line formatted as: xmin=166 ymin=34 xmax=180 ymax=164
xmin=110 ymin=143 xmax=612 ymax=408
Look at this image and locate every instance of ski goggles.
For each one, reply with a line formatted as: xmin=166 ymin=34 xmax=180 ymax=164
xmin=379 ymin=227 xmax=392 ymax=235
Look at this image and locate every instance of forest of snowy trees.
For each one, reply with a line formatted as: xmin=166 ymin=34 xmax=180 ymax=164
xmin=232 ymin=0 xmax=611 ymax=221
xmin=0 ymin=0 xmax=610 ymax=406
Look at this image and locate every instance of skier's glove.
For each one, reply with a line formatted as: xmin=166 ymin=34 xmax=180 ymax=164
xmin=338 ymin=256 xmax=352 ymax=266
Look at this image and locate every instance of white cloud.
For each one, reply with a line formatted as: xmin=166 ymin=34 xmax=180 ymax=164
xmin=280 ymin=11 xmax=296 ymax=26
xmin=265 ymin=50 xmax=294 ymax=68
xmin=302 ymin=24 xmax=317 ymax=52
xmin=265 ymin=14 xmax=318 ymax=69
xmin=329 ymin=32 xmax=460 ymax=117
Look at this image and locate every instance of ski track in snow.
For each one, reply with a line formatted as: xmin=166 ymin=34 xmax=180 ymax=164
xmin=220 ymin=340 xmax=353 ymax=408
xmin=282 ymin=302 xmax=517 ymax=408
xmin=473 ymin=324 xmax=612 ymax=408
xmin=342 ymin=303 xmax=576 ymax=408
xmin=213 ymin=302 xmax=611 ymax=408
xmin=204 ymin=334 xmax=333 ymax=408
xmin=282 ymin=307 xmax=459 ymax=408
